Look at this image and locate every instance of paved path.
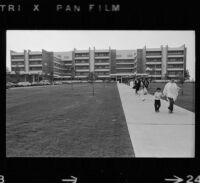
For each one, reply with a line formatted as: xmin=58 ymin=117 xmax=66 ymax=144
xmin=117 ymin=83 xmax=195 ymax=157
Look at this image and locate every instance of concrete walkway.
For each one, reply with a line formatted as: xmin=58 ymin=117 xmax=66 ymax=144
xmin=117 ymin=83 xmax=195 ymax=157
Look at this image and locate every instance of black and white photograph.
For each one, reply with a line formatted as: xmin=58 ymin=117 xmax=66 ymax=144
xmin=6 ymin=30 xmax=195 ymax=158
xmin=1 ymin=1 xmax=199 ymax=182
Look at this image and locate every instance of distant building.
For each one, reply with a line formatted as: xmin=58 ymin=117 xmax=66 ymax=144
xmin=10 ymin=45 xmax=186 ymax=82
xmin=137 ymin=45 xmax=186 ymax=80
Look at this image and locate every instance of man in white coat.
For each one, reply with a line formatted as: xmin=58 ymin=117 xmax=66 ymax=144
xmin=163 ymin=79 xmax=181 ymax=113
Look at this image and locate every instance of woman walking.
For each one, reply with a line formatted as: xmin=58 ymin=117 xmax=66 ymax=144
xmin=163 ymin=79 xmax=180 ymax=113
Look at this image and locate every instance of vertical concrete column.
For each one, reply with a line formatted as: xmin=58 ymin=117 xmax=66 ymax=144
xmin=183 ymin=45 xmax=187 ymax=77
xmin=161 ymin=45 xmax=168 ymax=79
xmin=136 ymin=49 xmax=144 ymax=73
xmin=110 ymin=49 xmax=116 ymax=74
xmin=89 ymin=47 xmax=94 ymax=72
xmin=109 ymin=47 xmax=111 ymax=76
xmin=142 ymin=46 xmax=146 ymax=73
xmin=24 ymin=50 xmax=29 ymax=73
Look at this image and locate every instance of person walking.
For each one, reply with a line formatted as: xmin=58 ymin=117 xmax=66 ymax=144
xmin=163 ymin=79 xmax=180 ymax=113
xmin=138 ymin=78 xmax=145 ymax=101
xmin=134 ymin=78 xmax=140 ymax=94
xmin=154 ymin=87 xmax=163 ymax=112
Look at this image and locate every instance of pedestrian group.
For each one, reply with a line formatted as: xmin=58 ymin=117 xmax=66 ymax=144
xmin=131 ymin=78 xmax=180 ymax=113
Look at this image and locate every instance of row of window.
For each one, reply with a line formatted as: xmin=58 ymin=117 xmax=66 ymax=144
xmin=12 ymin=61 xmax=24 ymax=65
xmin=75 ymin=72 xmax=89 ymax=76
xmin=116 ymin=64 xmax=135 ymax=68
xmin=150 ymin=71 xmax=162 ymax=75
xmin=75 ymin=60 xmax=89 ymax=63
xmin=11 ymin=55 xmax=24 ymax=59
xmin=117 ymin=54 xmax=134 ymax=58
xmin=75 ymin=53 xmax=89 ymax=57
xmin=168 ymin=51 xmax=184 ymax=55
xmin=95 ymin=59 xmax=109 ymax=63
xmin=29 ymin=67 xmax=42 ymax=71
xmin=11 ymin=67 xmax=24 ymax=71
xmin=29 ymin=55 xmax=42 ymax=59
xmin=116 ymin=59 xmax=135 ymax=62
xmin=167 ymin=64 xmax=184 ymax=68
xmin=116 ymin=69 xmax=134 ymax=73
xmin=167 ymin=71 xmax=183 ymax=75
xmin=95 ymin=72 xmax=110 ymax=75
xmin=95 ymin=53 xmax=109 ymax=57
xmin=168 ymin=58 xmax=183 ymax=62
xmin=146 ymin=51 xmax=162 ymax=56
xmin=76 ymin=66 xmax=89 ymax=70
xmin=29 ymin=61 xmax=42 ymax=65
xmin=146 ymin=64 xmax=162 ymax=68
xmin=146 ymin=58 xmax=161 ymax=62
xmin=95 ymin=66 xmax=110 ymax=69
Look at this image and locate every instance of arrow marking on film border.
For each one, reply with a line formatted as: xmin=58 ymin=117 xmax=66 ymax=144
xmin=62 ymin=176 xmax=77 ymax=183
xmin=165 ymin=175 xmax=184 ymax=183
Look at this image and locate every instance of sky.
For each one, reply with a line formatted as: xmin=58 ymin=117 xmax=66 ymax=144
xmin=6 ymin=30 xmax=195 ymax=80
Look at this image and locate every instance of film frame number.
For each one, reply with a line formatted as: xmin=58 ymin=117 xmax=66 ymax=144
xmin=0 ymin=175 xmax=4 ymax=183
xmin=186 ymin=175 xmax=200 ymax=183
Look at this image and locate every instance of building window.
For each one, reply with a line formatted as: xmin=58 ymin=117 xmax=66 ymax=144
xmin=29 ymin=55 xmax=42 ymax=59
xmin=29 ymin=67 xmax=42 ymax=71
xmin=146 ymin=51 xmax=162 ymax=56
xmin=168 ymin=51 xmax=184 ymax=55
xmin=75 ymin=53 xmax=89 ymax=57
xmin=116 ymin=59 xmax=135 ymax=63
xmin=146 ymin=64 xmax=161 ymax=69
xmin=29 ymin=61 xmax=42 ymax=65
xmin=146 ymin=58 xmax=161 ymax=62
xmin=95 ymin=52 xmax=109 ymax=57
xmin=11 ymin=67 xmax=25 ymax=71
xmin=95 ymin=59 xmax=109 ymax=63
xmin=167 ymin=64 xmax=183 ymax=68
xmin=167 ymin=58 xmax=183 ymax=62
xmin=12 ymin=61 xmax=24 ymax=65
xmin=95 ymin=66 xmax=109 ymax=69
xmin=11 ymin=55 xmax=24 ymax=59
xmin=75 ymin=60 xmax=89 ymax=63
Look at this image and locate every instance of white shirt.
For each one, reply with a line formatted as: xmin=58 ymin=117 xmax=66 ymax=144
xmin=154 ymin=91 xmax=162 ymax=100
xmin=163 ymin=82 xmax=180 ymax=101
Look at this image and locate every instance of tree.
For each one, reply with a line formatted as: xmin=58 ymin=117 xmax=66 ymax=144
xmin=88 ymin=72 xmax=98 ymax=96
xmin=177 ymin=70 xmax=190 ymax=95
xmin=66 ymin=66 xmax=75 ymax=89
xmin=177 ymin=72 xmax=185 ymax=96
xmin=13 ymin=63 xmax=21 ymax=82
xmin=184 ymin=69 xmax=190 ymax=80
xmin=6 ymin=67 xmax=11 ymax=83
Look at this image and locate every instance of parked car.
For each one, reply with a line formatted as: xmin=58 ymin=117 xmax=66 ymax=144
xmin=31 ymin=82 xmax=40 ymax=86
xmin=17 ymin=82 xmax=31 ymax=87
xmin=53 ymin=81 xmax=62 ymax=85
xmin=39 ymin=80 xmax=51 ymax=85
xmin=6 ymin=82 xmax=17 ymax=88
xmin=62 ymin=81 xmax=72 ymax=84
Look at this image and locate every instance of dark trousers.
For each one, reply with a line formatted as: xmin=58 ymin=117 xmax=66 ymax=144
xmin=154 ymin=100 xmax=161 ymax=111
xmin=168 ymin=97 xmax=174 ymax=112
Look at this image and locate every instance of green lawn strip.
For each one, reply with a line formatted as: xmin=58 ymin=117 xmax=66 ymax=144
xmin=6 ymin=83 xmax=134 ymax=157
xmin=147 ymin=82 xmax=195 ymax=112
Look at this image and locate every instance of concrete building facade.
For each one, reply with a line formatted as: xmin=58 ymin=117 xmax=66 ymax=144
xmin=138 ymin=45 xmax=186 ymax=80
xmin=10 ymin=45 xmax=186 ymax=82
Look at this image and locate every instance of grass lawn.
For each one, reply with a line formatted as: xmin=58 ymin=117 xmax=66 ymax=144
xmin=148 ymin=82 xmax=195 ymax=112
xmin=6 ymin=83 xmax=134 ymax=157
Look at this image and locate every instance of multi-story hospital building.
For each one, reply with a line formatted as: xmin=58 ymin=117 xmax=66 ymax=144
xmin=10 ymin=45 xmax=186 ymax=82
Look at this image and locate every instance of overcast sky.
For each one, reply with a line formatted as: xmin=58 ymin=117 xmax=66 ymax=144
xmin=6 ymin=30 xmax=195 ymax=80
